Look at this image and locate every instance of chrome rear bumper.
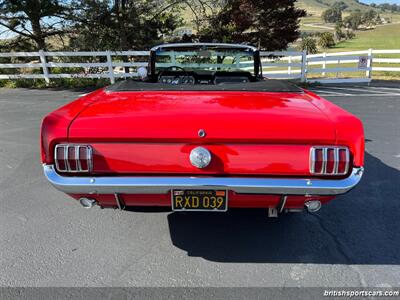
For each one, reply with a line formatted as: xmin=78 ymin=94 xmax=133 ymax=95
xmin=43 ymin=164 xmax=363 ymax=196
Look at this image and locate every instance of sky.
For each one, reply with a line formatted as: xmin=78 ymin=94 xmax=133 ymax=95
xmin=360 ymin=0 xmax=400 ymax=4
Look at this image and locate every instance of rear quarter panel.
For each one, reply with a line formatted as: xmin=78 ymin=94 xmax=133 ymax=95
xmin=304 ymin=90 xmax=365 ymax=167
xmin=40 ymin=89 xmax=104 ymax=164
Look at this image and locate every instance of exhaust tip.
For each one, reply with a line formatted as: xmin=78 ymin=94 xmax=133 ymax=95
xmin=79 ymin=197 xmax=97 ymax=209
xmin=304 ymin=200 xmax=322 ymax=213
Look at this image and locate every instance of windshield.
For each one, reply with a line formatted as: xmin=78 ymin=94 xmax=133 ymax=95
xmin=154 ymin=48 xmax=255 ymax=74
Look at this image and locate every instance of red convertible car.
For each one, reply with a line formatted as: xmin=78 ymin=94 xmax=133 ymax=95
xmin=41 ymin=43 xmax=364 ymax=217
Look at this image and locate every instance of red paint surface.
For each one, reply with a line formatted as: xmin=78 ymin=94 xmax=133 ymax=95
xmin=304 ymin=89 xmax=365 ymax=166
xmin=41 ymin=87 xmax=364 ymax=208
xmin=90 ymin=143 xmax=316 ymax=175
xmin=68 ymin=91 xmax=337 ymax=144
xmin=40 ymin=89 xmax=104 ymax=163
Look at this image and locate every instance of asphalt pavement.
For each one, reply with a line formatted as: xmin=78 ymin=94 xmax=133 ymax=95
xmin=0 ymin=84 xmax=399 ymax=288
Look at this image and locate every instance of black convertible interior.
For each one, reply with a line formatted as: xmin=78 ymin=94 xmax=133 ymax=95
xmin=106 ymin=78 xmax=303 ymax=93
xmin=156 ymin=69 xmax=255 ymax=85
xmin=107 ymin=43 xmax=303 ymax=93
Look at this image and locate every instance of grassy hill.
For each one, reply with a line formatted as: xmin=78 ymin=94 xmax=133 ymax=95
xmin=298 ymin=0 xmax=372 ymax=15
xmin=330 ymin=22 xmax=400 ymax=51
xmin=177 ymin=0 xmax=400 ymax=51
xmin=178 ymin=0 xmax=400 ymax=34
xmin=298 ymin=0 xmax=400 ymax=32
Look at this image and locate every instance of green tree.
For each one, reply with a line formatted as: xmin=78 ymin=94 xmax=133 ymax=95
xmin=0 ymin=0 xmax=70 ymax=50
xmin=69 ymin=0 xmax=184 ymax=51
xmin=345 ymin=30 xmax=355 ymax=40
xmin=343 ymin=11 xmax=362 ymax=30
xmin=332 ymin=1 xmax=347 ymax=11
xmin=298 ymin=37 xmax=317 ymax=54
xmin=362 ymin=9 xmax=377 ymax=26
xmin=317 ymin=32 xmax=335 ymax=49
xmin=334 ymin=22 xmax=345 ymax=41
xmin=321 ymin=7 xmax=342 ymax=23
xmin=197 ymin=0 xmax=306 ymax=50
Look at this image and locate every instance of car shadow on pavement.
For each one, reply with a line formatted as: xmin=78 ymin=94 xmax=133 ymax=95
xmin=167 ymin=152 xmax=400 ymax=264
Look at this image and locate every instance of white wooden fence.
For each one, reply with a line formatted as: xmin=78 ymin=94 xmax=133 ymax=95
xmin=0 ymin=49 xmax=399 ymax=84
xmin=0 ymin=50 xmax=148 ymax=84
xmin=306 ymin=50 xmax=373 ymax=84
xmin=260 ymin=51 xmax=307 ymax=81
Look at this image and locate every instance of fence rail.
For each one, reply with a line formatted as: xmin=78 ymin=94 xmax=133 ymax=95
xmin=0 ymin=49 xmax=399 ymax=84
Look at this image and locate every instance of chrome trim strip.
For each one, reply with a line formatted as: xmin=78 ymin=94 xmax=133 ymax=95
xmin=150 ymin=43 xmax=258 ymax=52
xmin=344 ymin=148 xmax=350 ymax=174
xmin=86 ymin=146 xmax=93 ymax=172
xmin=322 ymin=148 xmax=328 ymax=174
xmin=333 ymin=148 xmax=339 ymax=174
xmin=43 ymin=165 xmax=364 ymax=196
xmin=64 ymin=145 xmax=70 ymax=172
xmin=309 ymin=148 xmax=316 ymax=174
xmin=75 ymin=146 xmax=81 ymax=171
xmin=54 ymin=145 xmax=61 ymax=172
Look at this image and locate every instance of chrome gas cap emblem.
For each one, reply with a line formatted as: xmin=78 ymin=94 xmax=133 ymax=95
xmin=198 ymin=129 xmax=206 ymax=138
xmin=190 ymin=147 xmax=211 ymax=169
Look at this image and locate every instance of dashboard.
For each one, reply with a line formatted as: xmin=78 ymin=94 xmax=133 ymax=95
xmin=157 ymin=71 xmax=252 ymax=85
xmin=158 ymin=75 xmax=197 ymax=85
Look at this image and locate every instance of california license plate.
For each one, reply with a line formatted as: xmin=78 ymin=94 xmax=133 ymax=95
xmin=172 ymin=190 xmax=228 ymax=211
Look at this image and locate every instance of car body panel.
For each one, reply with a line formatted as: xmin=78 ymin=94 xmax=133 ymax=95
xmin=40 ymin=87 xmax=364 ymax=209
xmin=40 ymin=89 xmax=104 ymax=164
xmin=305 ymin=90 xmax=365 ymax=166
xmin=89 ymin=143 xmax=316 ymax=175
xmin=68 ymin=91 xmax=337 ymax=144
xmin=39 ymin=44 xmax=364 ymax=211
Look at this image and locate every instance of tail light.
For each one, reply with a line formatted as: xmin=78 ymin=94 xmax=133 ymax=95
xmin=54 ymin=144 xmax=92 ymax=173
xmin=310 ymin=146 xmax=350 ymax=175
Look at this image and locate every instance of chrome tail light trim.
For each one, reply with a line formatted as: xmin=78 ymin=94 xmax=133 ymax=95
xmin=333 ymin=148 xmax=339 ymax=174
xmin=309 ymin=146 xmax=350 ymax=176
xmin=310 ymin=147 xmax=316 ymax=174
xmin=87 ymin=146 xmax=93 ymax=173
xmin=322 ymin=148 xmax=328 ymax=174
xmin=344 ymin=148 xmax=350 ymax=174
xmin=54 ymin=144 xmax=92 ymax=173
xmin=64 ymin=146 xmax=69 ymax=172
xmin=54 ymin=145 xmax=67 ymax=172
xmin=75 ymin=145 xmax=81 ymax=171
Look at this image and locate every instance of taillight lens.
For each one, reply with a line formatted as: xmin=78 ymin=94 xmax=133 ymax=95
xmin=326 ymin=148 xmax=335 ymax=174
xmin=313 ymin=149 xmax=323 ymax=174
xmin=54 ymin=144 xmax=92 ymax=173
xmin=310 ymin=146 xmax=350 ymax=175
xmin=337 ymin=148 xmax=349 ymax=174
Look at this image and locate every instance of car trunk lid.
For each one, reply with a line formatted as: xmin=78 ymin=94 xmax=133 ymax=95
xmin=68 ymin=90 xmax=336 ymax=143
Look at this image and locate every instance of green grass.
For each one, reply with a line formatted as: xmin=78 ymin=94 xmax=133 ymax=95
xmin=328 ymin=23 xmax=400 ymax=52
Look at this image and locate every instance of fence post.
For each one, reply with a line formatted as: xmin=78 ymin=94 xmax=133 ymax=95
xmin=322 ymin=52 xmax=326 ymax=76
xmin=366 ymin=48 xmax=373 ymax=79
xmin=288 ymin=56 xmax=292 ymax=75
xmin=336 ymin=59 xmax=340 ymax=79
xmin=301 ymin=50 xmax=307 ymax=82
xmin=106 ymin=50 xmax=115 ymax=84
xmin=39 ymin=50 xmax=50 ymax=84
